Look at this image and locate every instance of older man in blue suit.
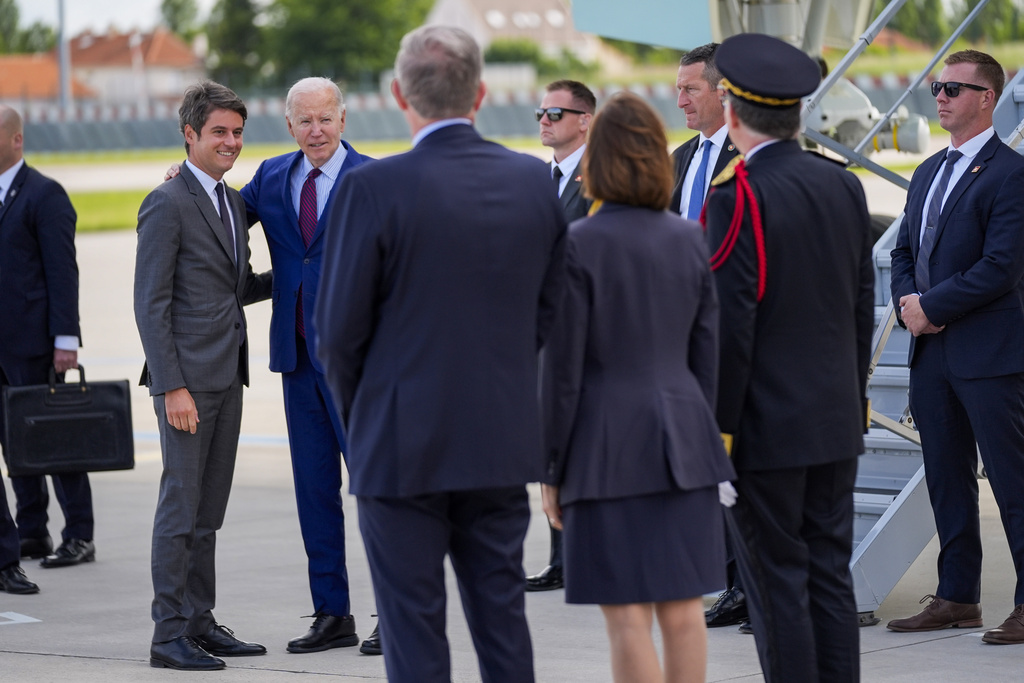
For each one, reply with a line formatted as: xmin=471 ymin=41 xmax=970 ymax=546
xmin=238 ymin=78 xmax=375 ymax=654
xmin=889 ymin=49 xmax=1024 ymax=646
xmin=315 ymin=25 xmax=566 ymax=683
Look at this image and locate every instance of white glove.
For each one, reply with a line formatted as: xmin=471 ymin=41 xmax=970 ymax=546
xmin=718 ymin=481 xmax=738 ymax=508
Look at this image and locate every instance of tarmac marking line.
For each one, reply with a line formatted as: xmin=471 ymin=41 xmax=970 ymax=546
xmin=0 ymin=612 xmax=42 ymax=625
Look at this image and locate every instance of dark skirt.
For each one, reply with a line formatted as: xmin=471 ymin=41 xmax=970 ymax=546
xmin=562 ymin=486 xmax=726 ymax=605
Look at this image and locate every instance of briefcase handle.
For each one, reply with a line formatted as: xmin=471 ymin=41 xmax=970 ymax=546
xmin=48 ymin=364 xmax=87 ymax=394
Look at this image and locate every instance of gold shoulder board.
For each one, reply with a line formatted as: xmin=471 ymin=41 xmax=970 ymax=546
xmin=711 ymin=155 xmax=744 ymax=187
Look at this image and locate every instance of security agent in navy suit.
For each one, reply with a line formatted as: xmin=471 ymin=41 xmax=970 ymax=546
xmin=704 ymin=35 xmax=873 ymax=683
xmin=135 ymin=82 xmax=272 ymax=671
xmin=670 ymin=43 xmax=746 ymax=629
xmin=526 ymin=78 xmax=594 ymax=593
xmin=0 ymin=105 xmax=96 ymax=574
xmin=671 ymin=43 xmax=738 ymax=221
xmin=888 ymin=50 xmax=1024 ymax=646
xmin=315 ymin=25 xmax=566 ymax=683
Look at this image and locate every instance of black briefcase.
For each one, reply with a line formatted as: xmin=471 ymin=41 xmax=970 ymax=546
xmin=2 ymin=365 xmax=134 ymax=476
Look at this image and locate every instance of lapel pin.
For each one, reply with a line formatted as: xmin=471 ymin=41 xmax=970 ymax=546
xmin=971 ymin=166 xmax=981 ymax=173
xmin=574 ymin=175 xmax=582 ymax=182
xmin=727 ymin=144 xmax=735 ymax=152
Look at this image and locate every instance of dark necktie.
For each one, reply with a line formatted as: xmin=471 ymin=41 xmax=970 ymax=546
xmin=552 ymin=165 xmax=563 ymax=195
xmin=686 ymin=139 xmax=713 ymax=220
xmin=214 ymin=183 xmax=236 ymax=263
xmin=915 ymin=149 xmax=963 ymax=292
xmin=214 ymin=183 xmax=245 ymax=346
xmin=296 ymin=168 xmax=322 ymax=338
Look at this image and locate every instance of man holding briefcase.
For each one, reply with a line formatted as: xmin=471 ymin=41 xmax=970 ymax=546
xmin=0 ymin=104 xmax=96 ymax=576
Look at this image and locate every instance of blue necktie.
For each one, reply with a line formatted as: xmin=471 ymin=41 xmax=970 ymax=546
xmin=686 ymin=139 xmax=713 ymax=220
xmin=915 ymin=149 xmax=963 ymax=292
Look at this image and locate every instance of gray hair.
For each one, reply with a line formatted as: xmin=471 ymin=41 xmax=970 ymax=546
xmin=394 ymin=25 xmax=481 ymax=119
xmin=285 ymin=77 xmax=346 ymax=121
xmin=178 ymin=80 xmax=246 ymax=155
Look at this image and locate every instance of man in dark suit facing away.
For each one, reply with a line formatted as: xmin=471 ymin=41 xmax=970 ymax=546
xmin=134 ymin=81 xmax=272 ymax=671
xmin=315 ymin=25 xmax=566 ymax=683
xmin=526 ymin=78 xmax=594 ymax=593
xmin=888 ymin=50 xmax=1024 ymax=646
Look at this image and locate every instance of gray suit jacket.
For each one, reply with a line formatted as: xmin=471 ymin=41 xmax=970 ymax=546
xmin=134 ymin=163 xmax=271 ymax=396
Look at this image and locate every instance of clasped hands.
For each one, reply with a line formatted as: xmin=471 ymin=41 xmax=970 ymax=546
xmin=898 ymin=294 xmax=945 ymax=337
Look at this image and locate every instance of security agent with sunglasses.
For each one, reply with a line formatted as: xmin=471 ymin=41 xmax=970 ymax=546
xmin=536 ymin=80 xmax=595 ymax=226
xmin=889 ymin=50 xmax=1024 ymax=645
xmin=703 ymin=33 xmax=873 ymax=683
xmin=527 ymin=79 xmax=595 ymax=594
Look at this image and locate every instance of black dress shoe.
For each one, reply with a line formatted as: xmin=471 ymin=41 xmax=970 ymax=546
xmin=40 ymin=538 xmax=95 ymax=568
xmin=194 ymin=622 xmax=266 ymax=656
xmin=738 ymin=620 xmax=753 ymax=634
xmin=525 ymin=565 xmax=564 ymax=592
xmin=19 ymin=536 xmax=52 ymax=560
xmin=0 ymin=564 xmax=40 ymax=594
xmin=360 ymin=620 xmax=382 ymax=655
xmin=705 ymin=586 xmax=748 ymax=627
xmin=287 ymin=614 xmax=359 ymax=653
xmin=150 ymin=636 xmax=225 ymax=670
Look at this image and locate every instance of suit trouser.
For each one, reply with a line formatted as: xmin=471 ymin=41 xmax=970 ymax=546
xmin=358 ymin=487 xmax=534 ymax=683
xmin=282 ymin=338 xmax=350 ymax=616
xmin=728 ymin=458 xmax=859 ymax=683
xmin=151 ymin=373 xmax=242 ymax=643
xmin=0 ymin=479 xmax=21 ymax=569
xmin=909 ymin=336 xmax=1024 ymax=605
xmin=0 ymin=353 xmax=94 ymax=542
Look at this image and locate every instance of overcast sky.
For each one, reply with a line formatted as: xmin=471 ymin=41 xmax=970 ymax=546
xmin=14 ymin=0 xmax=218 ymax=35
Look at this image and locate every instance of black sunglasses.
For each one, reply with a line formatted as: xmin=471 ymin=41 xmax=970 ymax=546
xmin=535 ymin=107 xmax=586 ymax=122
xmin=930 ymin=81 xmax=989 ymax=98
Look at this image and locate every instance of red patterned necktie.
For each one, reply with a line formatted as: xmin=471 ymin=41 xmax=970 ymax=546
xmin=296 ymin=168 xmax=322 ymax=338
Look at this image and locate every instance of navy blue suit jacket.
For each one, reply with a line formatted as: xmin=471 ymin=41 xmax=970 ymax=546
xmin=240 ymin=141 xmax=370 ymax=374
xmin=542 ymin=204 xmax=735 ymax=505
xmin=314 ymin=124 xmax=567 ymax=497
xmin=891 ymin=134 xmax=1024 ymax=376
xmin=0 ymin=163 xmax=80 ymax=361
xmin=670 ymin=134 xmax=738 ymax=216
xmin=559 ymin=159 xmax=590 ymax=222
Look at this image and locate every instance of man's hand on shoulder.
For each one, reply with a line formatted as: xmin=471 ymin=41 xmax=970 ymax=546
xmin=164 ymin=163 xmax=181 ymax=182
xmin=165 ymin=387 xmax=199 ymax=434
xmin=899 ymin=294 xmax=945 ymax=337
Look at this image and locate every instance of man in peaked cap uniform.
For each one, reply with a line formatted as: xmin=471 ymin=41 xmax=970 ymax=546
xmin=703 ymin=33 xmax=873 ymax=683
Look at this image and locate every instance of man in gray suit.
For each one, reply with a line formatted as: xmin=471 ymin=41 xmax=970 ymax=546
xmin=134 ymin=81 xmax=272 ymax=671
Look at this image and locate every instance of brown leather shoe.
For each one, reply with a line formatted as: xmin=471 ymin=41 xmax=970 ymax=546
xmin=887 ymin=594 xmax=982 ymax=632
xmin=982 ymin=605 xmax=1024 ymax=644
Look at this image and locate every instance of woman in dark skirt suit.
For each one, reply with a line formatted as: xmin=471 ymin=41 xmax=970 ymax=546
xmin=541 ymin=92 xmax=736 ymax=683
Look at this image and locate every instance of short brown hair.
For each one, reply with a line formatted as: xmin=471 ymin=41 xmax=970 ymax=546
xmin=583 ymin=92 xmax=672 ymax=210
xmin=178 ymin=80 xmax=246 ymax=155
xmin=945 ymin=49 xmax=1005 ymax=100
xmin=545 ymin=79 xmax=596 ymax=114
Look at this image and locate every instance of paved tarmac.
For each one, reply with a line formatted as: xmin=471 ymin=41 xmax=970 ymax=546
xmin=2 ymin=154 xmax=1021 ymax=681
